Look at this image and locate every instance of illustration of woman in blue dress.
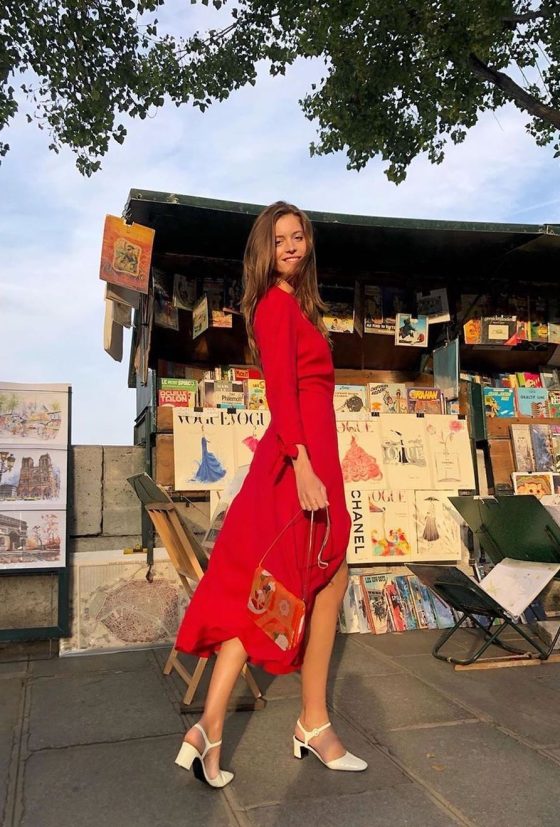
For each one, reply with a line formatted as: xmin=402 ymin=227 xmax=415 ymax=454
xmin=190 ymin=432 xmax=227 ymax=484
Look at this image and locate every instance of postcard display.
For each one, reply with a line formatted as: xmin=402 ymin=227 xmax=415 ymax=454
xmin=0 ymin=382 xmax=71 ymax=638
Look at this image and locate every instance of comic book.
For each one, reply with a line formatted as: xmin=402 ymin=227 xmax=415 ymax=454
xmin=394 ymin=575 xmax=419 ymax=630
xmin=482 ymin=387 xmax=515 ymax=418
xmin=360 ymin=574 xmax=390 ymax=634
xmin=407 ymin=387 xmax=444 ymax=414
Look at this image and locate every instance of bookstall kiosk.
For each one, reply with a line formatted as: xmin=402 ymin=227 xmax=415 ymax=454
xmin=116 ymin=190 xmax=560 ymax=658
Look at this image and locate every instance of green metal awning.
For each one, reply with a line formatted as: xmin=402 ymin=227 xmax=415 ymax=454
xmin=124 ymin=189 xmax=560 ymax=281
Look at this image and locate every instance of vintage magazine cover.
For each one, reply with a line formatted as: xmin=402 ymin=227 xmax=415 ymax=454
xmin=530 ymin=425 xmax=555 ymax=472
xmin=424 ymin=415 xmax=476 ymax=490
xmin=345 ymin=487 xmax=416 ymax=564
xmin=380 ymin=414 xmax=432 ymax=489
xmin=407 ymin=387 xmax=444 ymax=414
xmin=99 ymin=215 xmax=154 ymax=294
xmin=395 ymin=314 xmax=429 ymax=347
xmin=483 ymin=387 xmax=516 ymax=418
xmin=337 ymin=418 xmax=385 ymax=489
xmin=413 ymin=490 xmax=461 ymax=561
xmin=510 ymin=424 xmax=536 ymax=472
xmin=360 ymin=574 xmax=389 ymax=634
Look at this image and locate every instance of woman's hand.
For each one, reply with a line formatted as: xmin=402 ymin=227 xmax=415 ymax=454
xmin=292 ymin=446 xmax=329 ymax=511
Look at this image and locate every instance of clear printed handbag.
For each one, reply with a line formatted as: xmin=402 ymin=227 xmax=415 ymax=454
xmin=247 ymin=507 xmax=331 ymax=652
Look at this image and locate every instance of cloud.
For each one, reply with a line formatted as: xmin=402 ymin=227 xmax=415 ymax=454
xmin=2 ymin=16 xmax=560 ymax=444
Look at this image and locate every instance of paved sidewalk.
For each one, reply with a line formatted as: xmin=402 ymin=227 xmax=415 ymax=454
xmin=3 ymin=628 xmax=560 ymax=827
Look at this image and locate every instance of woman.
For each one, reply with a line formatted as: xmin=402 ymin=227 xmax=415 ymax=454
xmin=174 ymin=201 xmax=367 ymax=787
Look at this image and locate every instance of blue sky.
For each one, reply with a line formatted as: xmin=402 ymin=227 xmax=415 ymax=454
xmin=2 ymin=4 xmax=560 ymax=445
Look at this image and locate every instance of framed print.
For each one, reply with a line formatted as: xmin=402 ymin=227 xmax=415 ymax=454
xmin=0 ymin=509 xmax=66 ymax=569
xmin=0 ymin=447 xmax=67 ymax=510
xmin=0 ymin=383 xmax=69 ymax=447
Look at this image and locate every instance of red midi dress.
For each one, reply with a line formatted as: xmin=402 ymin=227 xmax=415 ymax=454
xmin=175 ymin=285 xmax=351 ymax=674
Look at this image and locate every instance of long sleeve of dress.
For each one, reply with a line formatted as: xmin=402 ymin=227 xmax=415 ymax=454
xmin=254 ymin=290 xmax=307 ymax=466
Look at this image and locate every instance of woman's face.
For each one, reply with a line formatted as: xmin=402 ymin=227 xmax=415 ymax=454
xmin=274 ymin=213 xmax=307 ymax=281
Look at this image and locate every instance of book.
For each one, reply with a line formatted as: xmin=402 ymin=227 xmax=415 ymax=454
xmin=367 ymin=382 xmax=408 ymax=414
xmin=516 ymin=372 xmax=543 ymax=388
xmin=350 ymin=575 xmax=371 ymax=633
xmin=408 ymin=575 xmax=430 ymax=629
xmin=152 ymin=268 xmax=179 ymax=330
xmin=225 ymin=365 xmax=263 ymax=381
xmin=530 ymin=321 xmax=549 ymax=344
xmin=416 ymin=580 xmax=439 ymax=629
xmin=508 ymin=293 xmax=530 ymax=341
xmin=515 ymin=387 xmax=549 ymax=418
xmin=494 ymin=373 xmax=518 ymax=388
xmin=246 ymin=379 xmax=268 ymax=411
xmin=334 ymin=385 xmax=367 ymax=415
xmin=463 ymin=318 xmax=482 ymax=345
xmin=407 ymin=387 xmax=444 ymax=414
xmin=428 ymin=591 xmax=456 ymax=628
xmin=540 ymin=369 xmax=560 ymax=390
xmin=199 ymin=380 xmax=245 ymax=409
xmin=172 ymin=274 xmax=197 ymax=310
xmin=321 ymin=283 xmax=360 ymax=334
xmin=382 ymin=286 xmax=407 ymax=334
xmin=530 ymin=425 xmax=555 ymax=472
xmin=479 ymin=558 xmax=560 ymax=619
xmin=394 ymin=576 xmax=419 ymax=630
xmin=339 ymin=577 xmax=364 ymax=633
xmin=395 ymin=313 xmax=429 ymax=347
xmin=384 ymin=577 xmax=407 ymax=632
xmin=157 ymin=385 xmax=198 ymax=408
xmin=99 ymin=214 xmax=154 ymax=294
xmin=512 ymin=472 xmax=555 ymax=498
xmin=192 ymin=294 xmax=209 ymax=339
xmin=360 ymin=574 xmax=390 ymax=634
xmin=548 ymin=390 xmax=560 ymax=418
xmin=416 ymin=287 xmax=450 ymax=324
xmin=510 ymin=424 xmax=536 ymax=472
xmin=159 ymin=378 xmax=199 ymax=390
xmin=481 ymin=316 xmax=516 ymax=346
xmin=483 ymin=387 xmax=515 ymax=418
xmin=363 ymin=285 xmax=385 ymax=334
xmin=552 ymin=425 xmax=560 ymax=473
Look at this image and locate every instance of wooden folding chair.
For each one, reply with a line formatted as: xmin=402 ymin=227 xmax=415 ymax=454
xmin=128 ymin=472 xmax=266 ymax=711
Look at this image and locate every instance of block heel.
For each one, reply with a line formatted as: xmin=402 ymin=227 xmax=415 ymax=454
xmin=175 ymin=723 xmax=234 ymax=788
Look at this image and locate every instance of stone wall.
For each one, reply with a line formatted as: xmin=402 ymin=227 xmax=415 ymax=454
xmin=0 ymin=445 xmax=145 ymax=632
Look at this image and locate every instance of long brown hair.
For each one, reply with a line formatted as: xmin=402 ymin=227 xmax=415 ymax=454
xmin=241 ymin=201 xmax=330 ymax=365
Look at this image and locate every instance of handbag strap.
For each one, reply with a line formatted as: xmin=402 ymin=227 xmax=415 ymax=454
xmin=258 ymin=507 xmax=331 ymax=600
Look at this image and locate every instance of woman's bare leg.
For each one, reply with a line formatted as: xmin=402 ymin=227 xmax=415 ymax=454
xmin=184 ymin=637 xmax=247 ymax=778
xmin=296 ymin=561 xmax=349 ymax=761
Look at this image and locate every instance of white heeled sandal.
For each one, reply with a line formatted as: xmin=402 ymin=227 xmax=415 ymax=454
xmin=175 ymin=722 xmax=234 ymax=788
xmin=293 ymin=719 xmax=368 ymax=772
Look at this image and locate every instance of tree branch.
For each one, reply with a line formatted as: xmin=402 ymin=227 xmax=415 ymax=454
xmin=468 ymin=52 xmax=560 ymax=129
xmin=502 ymin=7 xmax=553 ymax=25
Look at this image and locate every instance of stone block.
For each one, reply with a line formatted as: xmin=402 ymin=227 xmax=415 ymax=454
xmin=102 ymin=446 xmax=144 ymax=536
xmin=69 ymin=446 xmax=102 ymax=536
xmin=247 ymin=786 xmax=457 ymax=827
xmin=382 ymin=721 xmax=560 ymax=826
xmin=21 ymin=735 xmax=236 ymax=827
xmin=68 ymin=534 xmax=142 ymax=554
xmin=29 ymin=666 xmax=183 ymax=750
xmin=0 ymin=678 xmax=24 ymax=827
xmin=221 ymin=697 xmax=408 ymax=809
xmin=0 ymin=574 xmax=57 ymax=629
